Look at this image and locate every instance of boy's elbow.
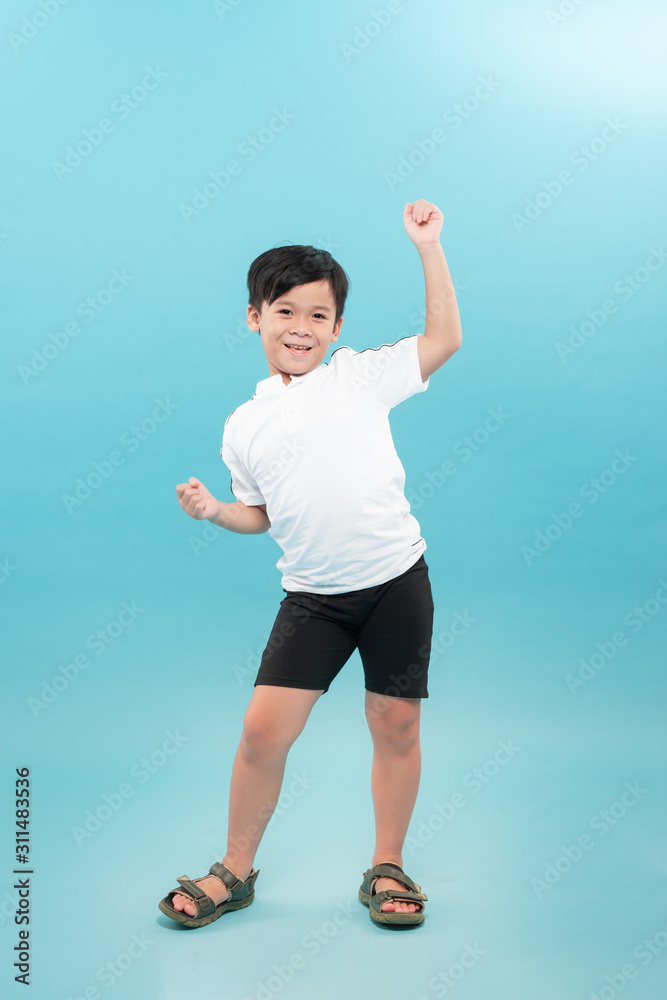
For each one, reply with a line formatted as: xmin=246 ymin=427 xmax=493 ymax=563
xmin=448 ymin=332 xmax=462 ymax=357
xmin=251 ymin=502 xmax=271 ymax=533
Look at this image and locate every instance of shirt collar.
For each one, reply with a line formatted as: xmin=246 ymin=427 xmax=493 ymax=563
xmin=254 ymin=363 xmax=324 ymax=394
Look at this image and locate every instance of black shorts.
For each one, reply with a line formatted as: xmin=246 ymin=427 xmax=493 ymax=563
xmin=254 ymin=554 xmax=434 ymax=699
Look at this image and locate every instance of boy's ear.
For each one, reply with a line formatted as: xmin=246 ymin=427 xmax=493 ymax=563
xmin=331 ymin=315 xmax=343 ymax=340
xmin=247 ymin=303 xmax=260 ymax=332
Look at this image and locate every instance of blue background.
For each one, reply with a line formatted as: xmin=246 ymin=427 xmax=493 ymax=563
xmin=2 ymin=1 xmax=666 ymax=998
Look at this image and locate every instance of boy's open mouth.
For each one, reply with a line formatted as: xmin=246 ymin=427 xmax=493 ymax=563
xmin=284 ymin=344 xmax=312 ymax=356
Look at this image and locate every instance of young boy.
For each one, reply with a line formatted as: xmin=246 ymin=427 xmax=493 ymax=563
xmin=159 ymin=198 xmax=462 ymax=928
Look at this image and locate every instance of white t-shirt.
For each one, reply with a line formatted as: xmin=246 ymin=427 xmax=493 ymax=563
xmin=220 ymin=333 xmax=430 ymax=594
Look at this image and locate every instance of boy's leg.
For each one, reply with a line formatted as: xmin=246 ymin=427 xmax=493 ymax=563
xmin=364 ymin=691 xmax=423 ymax=914
xmin=171 ymin=683 xmax=324 ymax=916
xmin=355 ymin=556 xmax=433 ymax=914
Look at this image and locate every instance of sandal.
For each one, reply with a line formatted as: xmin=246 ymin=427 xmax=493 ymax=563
xmin=358 ymin=861 xmax=427 ymax=926
xmin=158 ymin=862 xmax=260 ymax=928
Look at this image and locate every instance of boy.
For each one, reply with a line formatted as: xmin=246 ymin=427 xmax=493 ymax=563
xmin=159 ymin=198 xmax=462 ymax=928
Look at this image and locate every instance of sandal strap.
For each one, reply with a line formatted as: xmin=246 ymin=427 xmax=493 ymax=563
xmin=368 ymin=863 xmax=422 ymax=895
xmin=174 ymin=876 xmax=215 ymax=917
xmin=209 ymin=862 xmax=244 ymax=893
xmin=372 ymin=888 xmax=427 ymax=904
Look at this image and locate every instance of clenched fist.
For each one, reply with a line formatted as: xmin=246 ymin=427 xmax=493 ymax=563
xmin=176 ymin=477 xmax=220 ymax=521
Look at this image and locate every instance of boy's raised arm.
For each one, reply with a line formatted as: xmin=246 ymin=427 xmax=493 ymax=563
xmin=403 ymin=198 xmax=462 ymax=381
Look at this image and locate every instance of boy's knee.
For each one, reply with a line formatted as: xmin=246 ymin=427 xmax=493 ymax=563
xmin=366 ymin=697 xmax=420 ymax=742
xmin=241 ymin=711 xmax=295 ymax=760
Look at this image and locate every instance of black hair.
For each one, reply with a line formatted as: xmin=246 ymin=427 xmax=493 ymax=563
xmin=246 ymin=244 xmax=349 ymax=328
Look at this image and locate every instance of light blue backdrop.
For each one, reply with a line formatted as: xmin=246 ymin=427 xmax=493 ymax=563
xmin=2 ymin=1 xmax=665 ymax=998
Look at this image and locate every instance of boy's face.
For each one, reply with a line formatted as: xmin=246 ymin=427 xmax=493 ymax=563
xmin=247 ymin=279 xmax=343 ymax=386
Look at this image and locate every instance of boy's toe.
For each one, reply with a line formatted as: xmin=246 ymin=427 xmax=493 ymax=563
xmin=171 ymin=893 xmax=192 ymax=914
xmin=181 ymin=897 xmax=196 ymax=915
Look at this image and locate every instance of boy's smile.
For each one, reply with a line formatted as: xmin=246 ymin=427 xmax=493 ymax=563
xmin=247 ymin=280 xmax=343 ymax=386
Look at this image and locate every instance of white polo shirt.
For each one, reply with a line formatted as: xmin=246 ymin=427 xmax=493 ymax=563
xmin=220 ymin=333 xmax=430 ymax=594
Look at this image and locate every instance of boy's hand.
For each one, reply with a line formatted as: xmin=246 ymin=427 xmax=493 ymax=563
xmin=403 ymin=198 xmax=443 ymax=248
xmin=176 ymin=477 xmax=220 ymax=520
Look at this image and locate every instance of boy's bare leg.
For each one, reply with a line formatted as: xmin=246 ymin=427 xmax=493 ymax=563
xmin=171 ymin=684 xmax=324 ymax=916
xmin=364 ymin=691 xmax=423 ymax=914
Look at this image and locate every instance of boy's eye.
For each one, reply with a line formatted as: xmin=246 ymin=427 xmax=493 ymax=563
xmin=278 ymin=309 xmax=326 ymax=319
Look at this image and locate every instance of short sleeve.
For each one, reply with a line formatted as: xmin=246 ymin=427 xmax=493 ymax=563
xmin=346 ymin=334 xmax=429 ymax=409
xmin=220 ymin=420 xmax=265 ymax=506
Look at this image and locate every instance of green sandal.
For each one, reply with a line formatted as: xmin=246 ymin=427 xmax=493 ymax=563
xmin=158 ymin=862 xmax=260 ymax=928
xmin=358 ymin=862 xmax=427 ymax=926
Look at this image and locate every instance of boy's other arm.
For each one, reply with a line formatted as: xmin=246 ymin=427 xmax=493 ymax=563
xmin=211 ymin=500 xmax=270 ymax=534
xmin=176 ymin=478 xmax=270 ymax=534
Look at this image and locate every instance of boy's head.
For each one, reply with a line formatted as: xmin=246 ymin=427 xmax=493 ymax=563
xmin=246 ymin=244 xmax=349 ymax=383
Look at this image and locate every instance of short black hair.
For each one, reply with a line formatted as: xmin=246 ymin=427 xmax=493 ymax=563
xmin=247 ymin=244 xmax=349 ymax=328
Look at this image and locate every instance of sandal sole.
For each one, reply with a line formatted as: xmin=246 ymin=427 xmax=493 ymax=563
xmin=158 ymin=890 xmax=255 ymax=928
xmin=358 ymin=888 xmax=425 ymax=925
